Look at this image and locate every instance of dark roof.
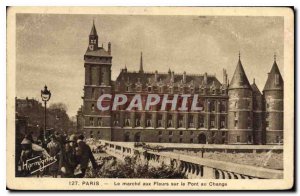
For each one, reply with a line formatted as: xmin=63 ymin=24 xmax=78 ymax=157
xmin=85 ymin=47 xmax=111 ymax=57
xmin=90 ymin=22 xmax=98 ymax=36
xmin=229 ymin=59 xmax=251 ymax=90
xmin=115 ymin=70 xmax=222 ymax=88
xmin=263 ymin=61 xmax=283 ymax=91
xmin=251 ymin=82 xmax=262 ymax=95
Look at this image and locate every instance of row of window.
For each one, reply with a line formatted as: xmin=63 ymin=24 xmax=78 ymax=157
xmin=119 ymin=117 xmax=226 ymax=128
xmin=157 ymin=137 xmax=225 ymax=143
xmin=86 ymin=115 xmax=227 ymax=129
xmin=120 ymin=85 xmax=227 ymax=95
xmin=236 ymin=135 xmax=253 ymax=143
xmin=157 ymin=130 xmax=226 ymax=137
xmin=86 ymin=115 xmax=255 ymax=129
xmin=89 ymin=100 xmax=227 ymax=112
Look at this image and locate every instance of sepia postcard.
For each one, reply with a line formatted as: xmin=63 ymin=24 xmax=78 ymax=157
xmin=6 ymin=6 xmax=294 ymax=190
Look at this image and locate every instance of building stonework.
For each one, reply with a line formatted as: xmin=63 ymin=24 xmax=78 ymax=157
xmin=77 ymin=23 xmax=284 ymax=145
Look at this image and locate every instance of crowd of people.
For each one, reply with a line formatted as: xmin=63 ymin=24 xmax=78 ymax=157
xmin=18 ymin=131 xmax=99 ymax=178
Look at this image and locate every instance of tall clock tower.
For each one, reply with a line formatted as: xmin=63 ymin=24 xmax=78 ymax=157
xmin=82 ymin=21 xmax=112 ymax=140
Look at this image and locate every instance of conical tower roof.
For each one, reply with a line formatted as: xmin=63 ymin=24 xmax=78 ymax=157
xmin=90 ymin=20 xmax=98 ymax=36
xmin=263 ymin=59 xmax=283 ymax=91
xmin=229 ymin=56 xmax=251 ymax=90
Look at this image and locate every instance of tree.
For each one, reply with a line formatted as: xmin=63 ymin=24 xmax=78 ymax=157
xmin=49 ymin=103 xmax=68 ymax=111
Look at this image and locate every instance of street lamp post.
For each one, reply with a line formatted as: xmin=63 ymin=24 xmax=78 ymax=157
xmin=41 ymin=85 xmax=51 ymax=142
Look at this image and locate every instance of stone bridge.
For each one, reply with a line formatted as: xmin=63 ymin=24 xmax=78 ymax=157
xmin=98 ymin=140 xmax=283 ymax=179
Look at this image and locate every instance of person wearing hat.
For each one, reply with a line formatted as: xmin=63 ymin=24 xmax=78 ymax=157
xmin=19 ymin=137 xmax=33 ymax=176
xmin=59 ymin=134 xmax=78 ymax=178
xmin=75 ymin=134 xmax=98 ymax=178
xmin=47 ymin=134 xmax=61 ymax=178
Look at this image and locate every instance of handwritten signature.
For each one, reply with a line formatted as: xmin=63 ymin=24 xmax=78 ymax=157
xmin=22 ymin=156 xmax=57 ymax=174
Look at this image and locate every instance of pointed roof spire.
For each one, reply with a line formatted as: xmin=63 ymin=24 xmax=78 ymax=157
xmin=274 ymin=52 xmax=277 ymax=62
xmin=251 ymin=81 xmax=262 ymax=95
xmin=263 ymin=56 xmax=283 ymax=91
xmin=90 ymin=19 xmax=98 ymax=36
xmin=229 ymin=53 xmax=251 ymax=90
xmin=123 ymin=64 xmax=127 ymax=72
xmin=139 ymin=52 xmax=144 ymax=73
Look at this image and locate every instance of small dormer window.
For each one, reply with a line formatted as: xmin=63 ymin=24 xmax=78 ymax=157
xmin=148 ymin=87 xmax=152 ymax=92
xmin=190 ymin=88 xmax=194 ymax=94
xmin=136 ymin=85 xmax=142 ymax=92
xmin=160 ymin=86 xmax=164 ymax=93
xmin=126 ymin=86 xmax=130 ymax=92
xmin=180 ymin=87 xmax=183 ymax=93
xmin=200 ymin=88 xmax=204 ymax=94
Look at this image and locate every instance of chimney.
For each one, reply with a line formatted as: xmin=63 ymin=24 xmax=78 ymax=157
xmin=139 ymin=52 xmax=144 ymax=73
xmin=108 ymin=42 xmax=111 ymax=55
xmin=171 ymin=71 xmax=175 ymax=83
xmin=155 ymin=70 xmax=158 ymax=82
xmin=204 ymin=72 xmax=208 ymax=85
xmin=183 ymin=71 xmax=186 ymax=83
xmin=223 ymin=69 xmax=228 ymax=85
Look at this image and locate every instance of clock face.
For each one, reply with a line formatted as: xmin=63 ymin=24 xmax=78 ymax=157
xmin=89 ymin=45 xmax=94 ymax=50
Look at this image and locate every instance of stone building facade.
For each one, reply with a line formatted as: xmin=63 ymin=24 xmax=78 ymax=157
xmin=77 ymin=23 xmax=284 ymax=145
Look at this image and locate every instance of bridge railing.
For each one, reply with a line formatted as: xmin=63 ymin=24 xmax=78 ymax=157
xmin=98 ymin=140 xmax=283 ymax=179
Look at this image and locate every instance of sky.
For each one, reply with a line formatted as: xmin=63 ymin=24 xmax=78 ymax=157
xmin=16 ymin=14 xmax=284 ymax=117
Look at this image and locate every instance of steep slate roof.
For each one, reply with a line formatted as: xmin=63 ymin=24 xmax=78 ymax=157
xmin=263 ymin=60 xmax=284 ymax=91
xmin=115 ymin=70 xmax=222 ymax=88
xmin=251 ymin=81 xmax=262 ymax=95
xmin=229 ymin=58 xmax=251 ymax=90
xmin=85 ymin=47 xmax=111 ymax=57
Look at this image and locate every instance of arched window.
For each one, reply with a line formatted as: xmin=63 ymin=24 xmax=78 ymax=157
xmin=135 ymin=115 xmax=141 ymax=127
